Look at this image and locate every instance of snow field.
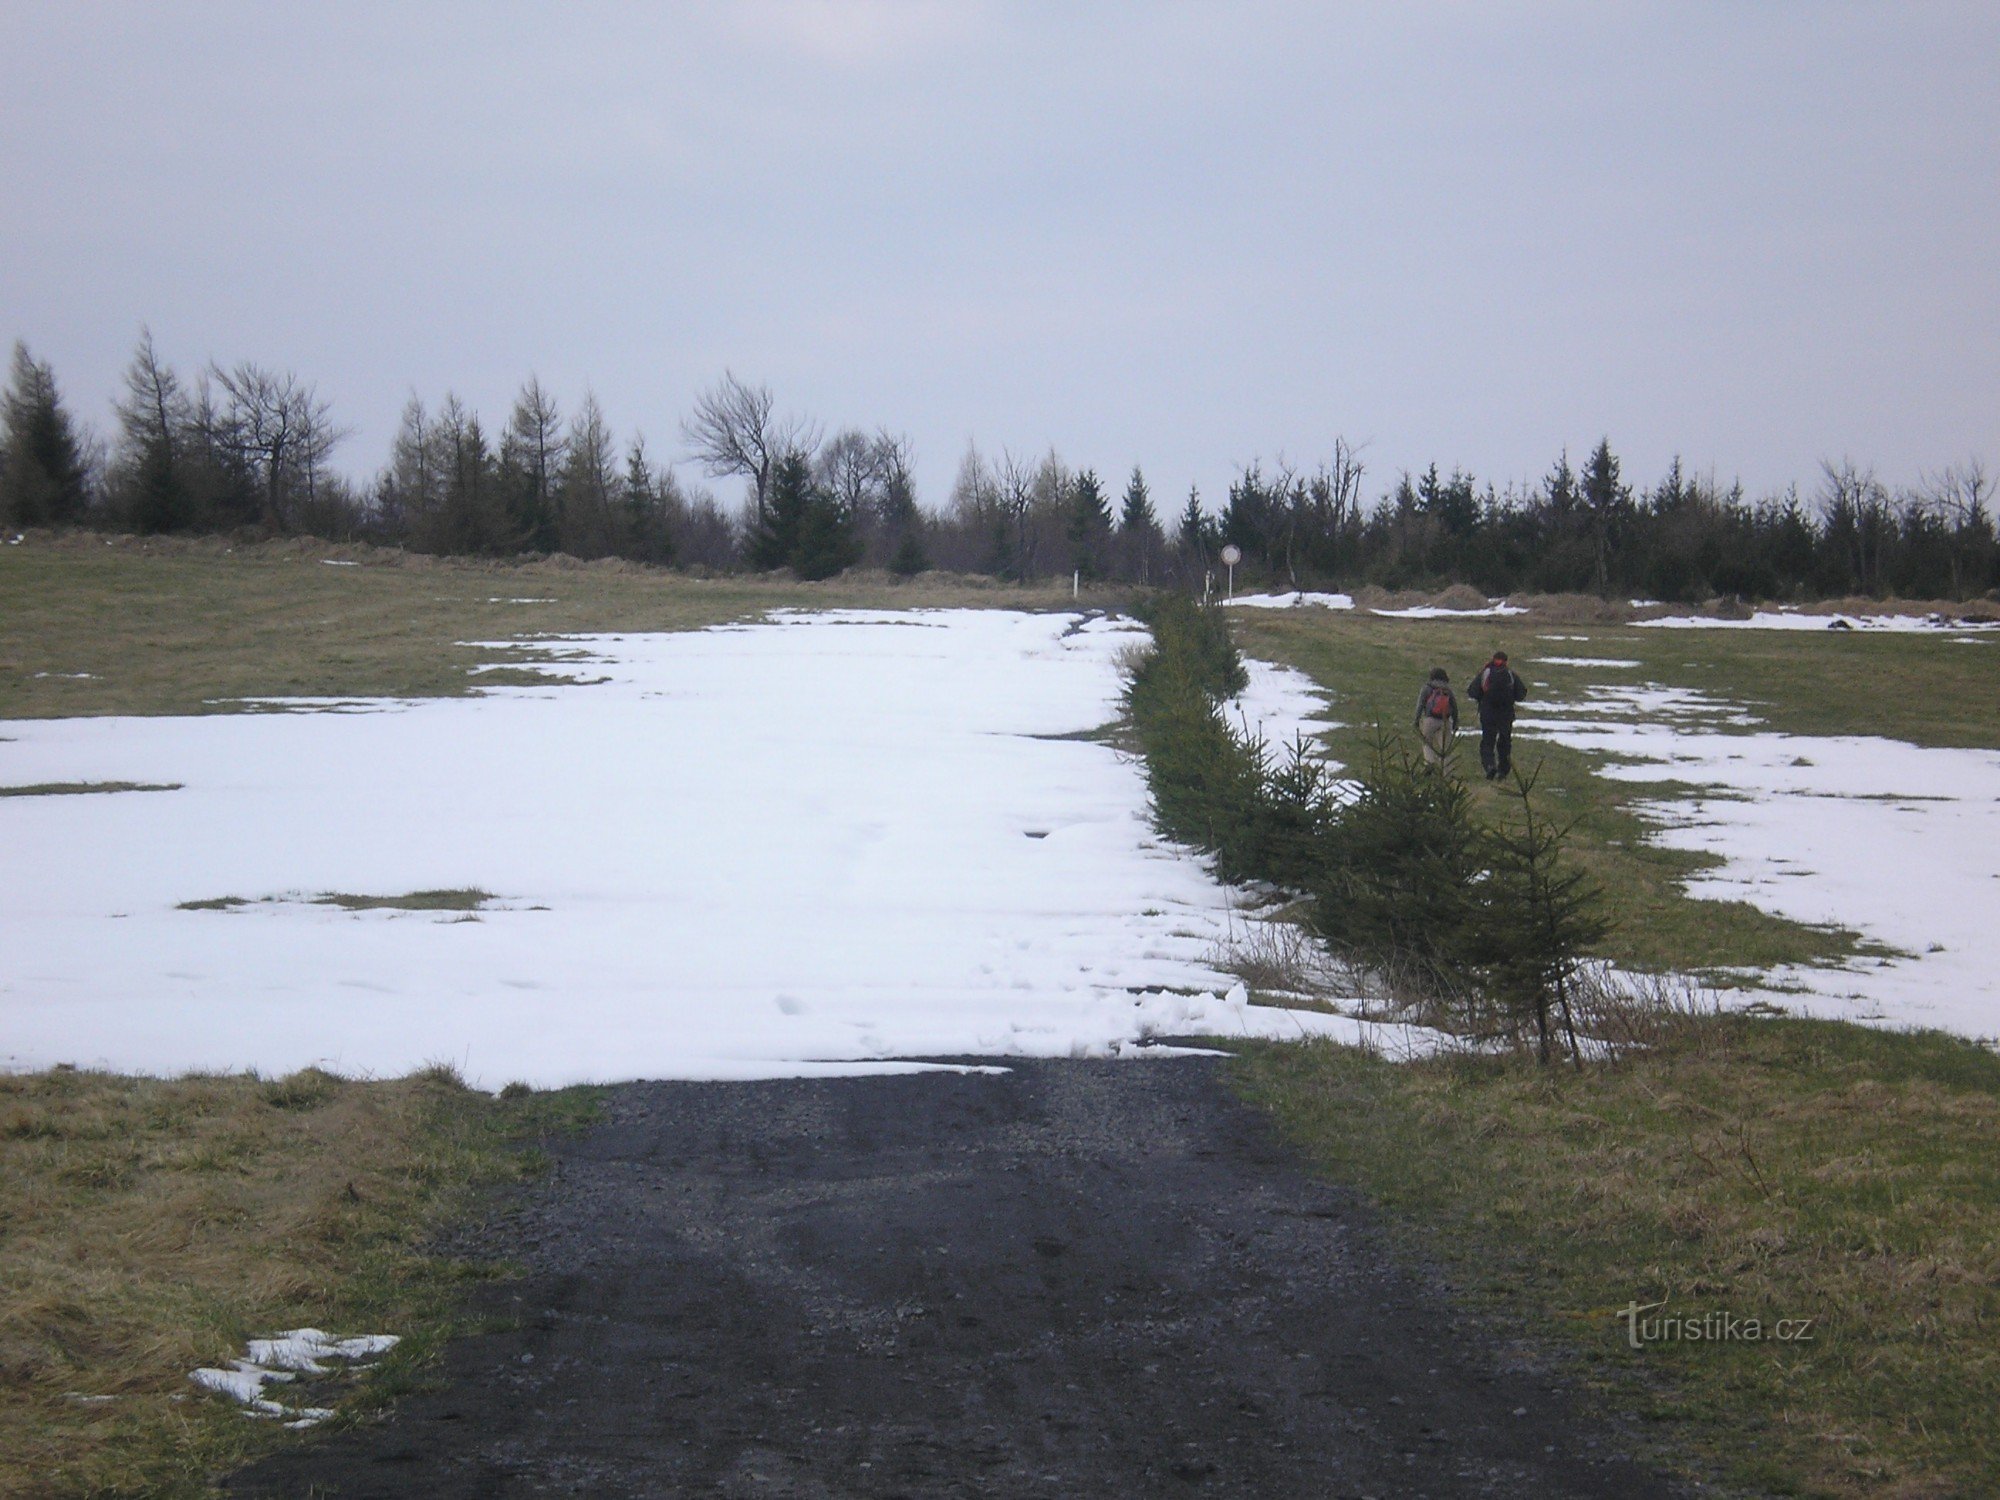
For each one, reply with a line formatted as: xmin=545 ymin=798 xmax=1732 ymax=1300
xmin=1 ymin=609 xmax=1438 ymax=1086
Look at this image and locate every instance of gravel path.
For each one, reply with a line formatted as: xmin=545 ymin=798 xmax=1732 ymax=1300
xmin=226 ymin=1058 xmax=1687 ymax=1497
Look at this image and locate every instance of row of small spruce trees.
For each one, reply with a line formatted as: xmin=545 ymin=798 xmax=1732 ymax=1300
xmin=1125 ymin=594 xmax=1610 ymax=1065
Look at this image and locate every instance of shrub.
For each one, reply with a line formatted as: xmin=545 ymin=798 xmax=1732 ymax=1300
xmin=1125 ymin=597 xmax=1615 ymax=1064
xmin=1311 ymin=732 xmax=1485 ymax=998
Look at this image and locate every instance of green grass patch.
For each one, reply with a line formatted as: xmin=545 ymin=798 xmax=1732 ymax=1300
xmin=0 ymin=1067 xmax=605 ymax=1499
xmin=1235 ymin=1018 xmax=2000 ymax=1497
xmin=1224 ymin=609 xmax=1997 ymax=979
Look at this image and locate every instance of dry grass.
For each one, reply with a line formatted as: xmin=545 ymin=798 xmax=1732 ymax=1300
xmin=0 ymin=782 xmax=181 ymax=797
xmin=1239 ymin=1018 xmax=2000 ymax=1497
xmin=176 ymin=889 xmax=496 ymax=914
xmin=0 ymin=1066 xmax=597 ymax=1499
xmin=0 ymin=531 xmax=1129 ymax=721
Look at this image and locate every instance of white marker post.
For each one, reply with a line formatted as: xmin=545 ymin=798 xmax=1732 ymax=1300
xmin=1219 ymin=544 xmax=1242 ymax=601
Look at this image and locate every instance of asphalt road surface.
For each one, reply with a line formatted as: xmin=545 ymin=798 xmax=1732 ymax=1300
xmin=227 ymin=1057 xmax=1688 ymax=1498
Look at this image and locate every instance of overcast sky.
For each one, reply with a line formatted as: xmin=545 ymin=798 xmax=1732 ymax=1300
xmin=4 ymin=2 xmax=1995 ymax=515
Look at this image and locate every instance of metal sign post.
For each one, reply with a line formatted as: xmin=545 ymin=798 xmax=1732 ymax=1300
xmin=1219 ymin=544 xmax=1241 ymax=600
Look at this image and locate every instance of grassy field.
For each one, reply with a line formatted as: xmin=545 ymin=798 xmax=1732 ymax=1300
xmin=7 ymin=540 xmax=1996 ymax=1495
xmin=1226 ymin=607 xmax=2000 ymax=977
xmin=0 ymin=1066 xmax=602 ymax=1499
xmin=1224 ymin=604 xmax=2000 ymax=1497
xmin=1238 ymin=1022 xmax=2000 ymax=1498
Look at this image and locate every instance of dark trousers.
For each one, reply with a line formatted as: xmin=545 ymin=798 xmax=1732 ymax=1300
xmin=1479 ymin=717 xmax=1513 ymax=779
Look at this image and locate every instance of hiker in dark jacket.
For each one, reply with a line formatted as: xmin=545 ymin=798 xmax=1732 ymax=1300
xmin=1466 ymin=651 xmax=1528 ymax=780
xmin=1412 ymin=666 xmax=1458 ymax=765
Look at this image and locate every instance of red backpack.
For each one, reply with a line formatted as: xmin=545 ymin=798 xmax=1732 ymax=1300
xmin=1423 ymin=683 xmax=1454 ymax=719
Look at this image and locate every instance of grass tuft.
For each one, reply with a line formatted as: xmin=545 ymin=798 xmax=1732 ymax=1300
xmin=313 ymin=889 xmax=493 ymax=913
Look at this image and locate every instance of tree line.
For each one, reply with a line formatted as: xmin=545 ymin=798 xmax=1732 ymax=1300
xmin=3 ymin=335 xmax=1994 ymax=602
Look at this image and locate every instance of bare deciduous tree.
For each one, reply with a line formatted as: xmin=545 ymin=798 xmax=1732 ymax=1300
xmin=210 ymin=361 xmax=343 ymax=530
xmin=681 ymin=371 xmax=815 ymax=526
xmin=500 ymin=377 xmax=565 ymax=551
xmin=1919 ymin=459 xmax=1995 ymax=600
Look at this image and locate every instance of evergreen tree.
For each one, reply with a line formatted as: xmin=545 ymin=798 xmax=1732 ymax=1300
xmin=112 ymin=329 xmax=191 ymax=533
xmin=1478 ymin=768 xmax=1610 ymax=1066
xmin=437 ymin=398 xmax=505 ymax=554
xmin=1117 ymin=465 xmax=1162 ymax=583
xmin=1580 ymin=437 xmax=1630 ymax=596
xmin=1066 ymin=467 xmax=1112 ymax=580
xmin=749 ymin=449 xmax=814 ymax=570
xmin=888 ymin=526 xmax=929 ymax=577
xmin=1 ymin=341 xmax=91 ymax=527
xmin=793 ymin=479 xmax=861 ymax=580
xmin=620 ymin=438 xmax=676 ymax=564
xmin=1177 ymin=484 xmax=1210 ymax=558
xmin=1312 ymin=733 xmax=1484 ymax=996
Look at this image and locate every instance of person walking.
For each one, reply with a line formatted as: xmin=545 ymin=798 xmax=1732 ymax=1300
xmin=1412 ymin=666 xmax=1459 ymax=765
xmin=1466 ymin=650 xmax=1528 ymax=780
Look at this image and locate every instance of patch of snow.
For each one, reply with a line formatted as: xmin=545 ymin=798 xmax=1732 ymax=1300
xmin=1370 ymin=602 xmax=1526 ymax=619
xmin=31 ymin=672 xmax=96 ymax=680
xmin=1533 ymin=701 xmax=2000 ymax=1038
xmin=0 ymin=610 xmax=1418 ymax=1083
xmin=1636 ymin=609 xmax=1998 ymax=633
xmin=1222 ymin=657 xmax=1337 ymax=753
xmin=487 ymin=596 xmax=556 ymax=603
xmin=190 ymin=1362 xmax=294 ymax=1405
xmin=1537 ymin=656 xmax=1641 ymax=668
xmin=246 ymin=1329 xmax=401 ymax=1372
xmin=190 ymin=1327 xmax=398 ymax=1428
xmin=1222 ymin=591 xmax=1355 ymax=611
xmin=319 ymin=559 xmax=359 ymax=567
xmin=1533 ymin=683 xmax=1761 ymax=728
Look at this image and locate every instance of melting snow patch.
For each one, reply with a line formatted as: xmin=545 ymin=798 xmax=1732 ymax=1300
xmin=1537 ymin=656 xmax=1641 ymax=668
xmin=1535 ymin=703 xmax=2000 ymax=1037
xmin=1222 ymin=591 xmax=1355 ymax=610
xmin=1 ymin=610 xmax=1383 ymax=1083
xmin=1637 ymin=610 xmax=1998 ymax=633
xmin=1370 ymin=602 xmax=1525 ymax=619
xmin=190 ymin=1329 xmax=398 ymax=1428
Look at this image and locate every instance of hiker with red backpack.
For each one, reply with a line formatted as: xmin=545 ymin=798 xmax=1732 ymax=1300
xmin=1466 ymin=650 xmax=1529 ymax=780
xmin=1413 ymin=667 xmax=1459 ymax=765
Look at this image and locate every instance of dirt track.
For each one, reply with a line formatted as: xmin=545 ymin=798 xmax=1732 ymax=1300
xmin=226 ymin=1058 xmax=1687 ymax=1497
